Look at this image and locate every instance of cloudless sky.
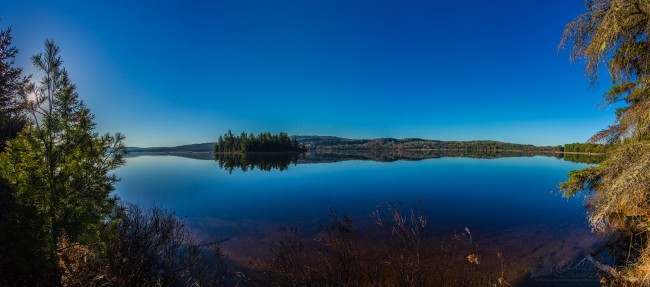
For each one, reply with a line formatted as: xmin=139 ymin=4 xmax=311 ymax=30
xmin=1 ymin=0 xmax=615 ymax=147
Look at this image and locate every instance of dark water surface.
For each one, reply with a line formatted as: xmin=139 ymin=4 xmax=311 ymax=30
xmin=115 ymin=152 xmax=601 ymax=285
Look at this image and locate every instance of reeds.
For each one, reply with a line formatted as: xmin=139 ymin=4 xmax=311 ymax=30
xmin=250 ymin=203 xmax=509 ymax=287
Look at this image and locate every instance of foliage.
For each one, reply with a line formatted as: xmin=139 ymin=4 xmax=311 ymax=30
xmin=214 ymin=130 xmax=306 ymax=153
xmin=561 ymin=143 xmax=650 ymax=232
xmin=0 ymin=33 xmax=231 ymax=286
xmin=559 ymin=0 xmax=650 ymax=282
xmin=0 ymin=39 xmax=126 ymax=284
xmin=0 ymin=24 xmax=29 ymax=150
xmin=59 ymin=204 xmax=229 ymax=286
xmin=0 ymin=23 xmax=36 ymax=285
xmin=0 ymin=192 xmax=53 ymax=285
xmin=561 ymin=0 xmax=650 ymax=144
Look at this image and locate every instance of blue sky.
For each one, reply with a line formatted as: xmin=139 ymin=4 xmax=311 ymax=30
xmin=1 ymin=0 xmax=614 ymax=147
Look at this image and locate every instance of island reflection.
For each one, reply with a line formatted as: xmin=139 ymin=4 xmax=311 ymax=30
xmin=127 ymin=150 xmax=603 ymax=172
xmin=214 ymin=152 xmax=303 ymax=173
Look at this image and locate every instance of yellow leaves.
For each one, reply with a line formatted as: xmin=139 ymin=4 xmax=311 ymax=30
xmin=467 ymin=253 xmax=480 ymax=264
xmin=600 ymin=40 xmax=607 ymax=52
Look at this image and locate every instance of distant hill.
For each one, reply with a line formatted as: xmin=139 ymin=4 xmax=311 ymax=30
xmin=127 ymin=143 xmax=215 ymax=153
xmin=127 ymin=136 xmax=562 ymax=153
xmin=295 ymin=136 xmax=560 ymax=152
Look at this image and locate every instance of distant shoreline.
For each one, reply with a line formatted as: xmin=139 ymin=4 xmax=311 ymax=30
xmin=126 ymin=136 xmax=608 ymax=156
xmin=213 ymin=151 xmax=305 ymax=155
xmin=313 ymin=148 xmax=605 ymax=155
xmin=556 ymin=151 xmax=605 ymax=155
xmin=127 ymin=149 xmax=605 ymax=156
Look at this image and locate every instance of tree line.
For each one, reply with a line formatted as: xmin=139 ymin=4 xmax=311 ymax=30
xmin=562 ymin=142 xmax=610 ymax=153
xmin=214 ymin=130 xmax=306 ymax=153
xmin=308 ymin=137 xmax=564 ymax=152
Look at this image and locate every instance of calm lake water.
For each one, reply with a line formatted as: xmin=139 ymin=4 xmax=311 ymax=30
xmin=115 ymin=152 xmax=601 ymax=285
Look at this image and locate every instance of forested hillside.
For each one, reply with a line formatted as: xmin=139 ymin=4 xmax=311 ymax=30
xmin=299 ymin=136 xmax=563 ymax=152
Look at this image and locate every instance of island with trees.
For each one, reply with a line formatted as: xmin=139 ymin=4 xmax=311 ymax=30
xmin=213 ymin=131 xmax=306 ymax=153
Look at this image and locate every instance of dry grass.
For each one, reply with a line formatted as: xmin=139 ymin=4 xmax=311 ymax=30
xmin=57 ymin=204 xmax=230 ymax=287
xmin=247 ymin=203 xmax=509 ymax=287
xmin=560 ymin=142 xmax=650 ymax=284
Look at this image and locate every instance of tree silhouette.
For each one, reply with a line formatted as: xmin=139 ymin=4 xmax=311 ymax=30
xmin=0 ymin=39 xmax=127 ymax=283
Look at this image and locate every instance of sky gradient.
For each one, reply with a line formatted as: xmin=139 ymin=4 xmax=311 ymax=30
xmin=1 ymin=0 xmax=614 ymax=147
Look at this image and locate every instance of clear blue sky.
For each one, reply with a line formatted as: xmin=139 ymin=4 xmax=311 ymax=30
xmin=1 ymin=0 xmax=614 ymax=147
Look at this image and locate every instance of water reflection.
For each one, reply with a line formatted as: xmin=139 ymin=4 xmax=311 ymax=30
xmin=303 ymin=150 xmax=560 ymax=163
xmin=116 ymin=153 xmax=602 ymax=285
xmin=126 ymin=150 xmax=603 ymax=173
xmin=560 ymin=153 xmax=605 ymax=164
xmin=214 ymin=152 xmax=304 ymax=173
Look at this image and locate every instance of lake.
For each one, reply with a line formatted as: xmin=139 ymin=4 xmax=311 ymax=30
xmin=115 ymin=151 xmax=601 ymax=286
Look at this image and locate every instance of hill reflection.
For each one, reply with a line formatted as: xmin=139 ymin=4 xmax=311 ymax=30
xmin=126 ymin=150 xmax=603 ymax=172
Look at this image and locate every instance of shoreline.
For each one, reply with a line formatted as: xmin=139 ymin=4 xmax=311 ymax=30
xmin=312 ymin=148 xmax=605 ymax=156
xmin=128 ymin=149 xmax=606 ymax=156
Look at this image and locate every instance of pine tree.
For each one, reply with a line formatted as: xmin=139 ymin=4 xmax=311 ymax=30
xmin=0 ymin=39 xmax=127 ymax=281
xmin=0 ymin=25 xmax=29 ymax=150
xmin=559 ymin=0 xmax=650 ymax=280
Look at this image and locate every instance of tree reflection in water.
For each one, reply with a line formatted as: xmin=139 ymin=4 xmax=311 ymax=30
xmin=211 ymin=150 xmax=602 ymax=173
xmin=214 ymin=152 xmax=304 ymax=173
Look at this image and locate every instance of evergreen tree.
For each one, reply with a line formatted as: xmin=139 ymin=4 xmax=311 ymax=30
xmin=0 ymin=24 xmax=39 ymax=285
xmin=559 ymin=0 xmax=650 ymax=280
xmin=0 ymin=24 xmax=29 ymax=150
xmin=0 ymin=39 xmax=127 ymax=283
